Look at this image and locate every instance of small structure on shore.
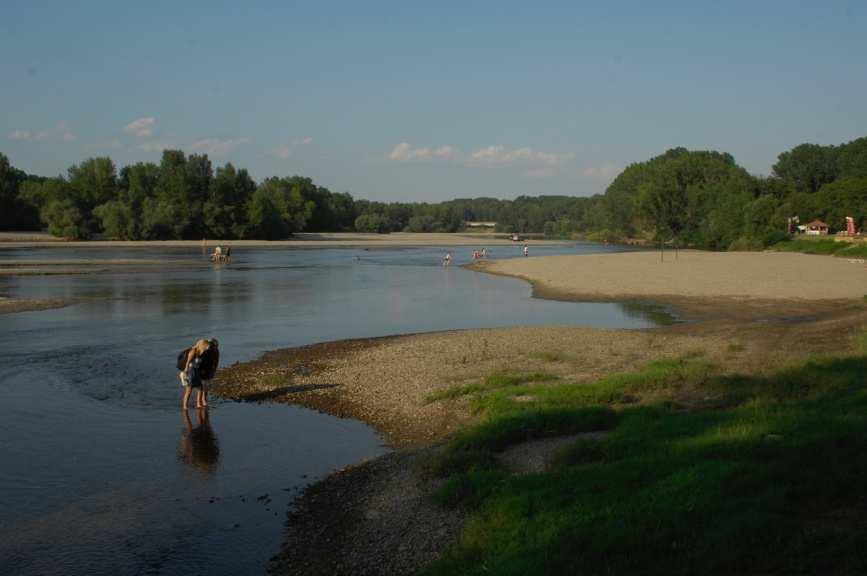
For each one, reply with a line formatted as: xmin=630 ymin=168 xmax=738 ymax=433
xmin=804 ymin=219 xmax=829 ymax=236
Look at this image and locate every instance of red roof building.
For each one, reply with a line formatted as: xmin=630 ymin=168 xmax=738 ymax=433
xmin=805 ymin=219 xmax=829 ymax=235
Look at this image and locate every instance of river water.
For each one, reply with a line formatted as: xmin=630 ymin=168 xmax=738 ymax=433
xmin=0 ymin=243 xmax=658 ymax=575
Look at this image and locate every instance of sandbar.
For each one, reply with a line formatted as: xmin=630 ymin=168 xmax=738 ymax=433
xmin=476 ymin=249 xmax=867 ymax=301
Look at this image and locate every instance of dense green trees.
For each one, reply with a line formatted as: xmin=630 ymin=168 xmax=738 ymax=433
xmin=0 ymin=135 xmax=865 ymax=243
xmin=576 ymin=137 xmax=866 ymax=249
xmin=0 ymin=153 xmax=40 ymax=230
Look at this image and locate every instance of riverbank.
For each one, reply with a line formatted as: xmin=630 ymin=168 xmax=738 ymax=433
xmin=211 ymin=250 xmax=867 ymax=574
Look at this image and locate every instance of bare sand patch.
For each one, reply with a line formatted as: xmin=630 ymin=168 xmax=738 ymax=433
xmin=477 ymin=250 xmax=867 ymax=301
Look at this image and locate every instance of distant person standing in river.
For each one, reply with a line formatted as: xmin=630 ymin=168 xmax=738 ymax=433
xmin=523 ymin=245 xmax=529 ymax=257
xmin=442 ymin=251 xmax=453 ymax=267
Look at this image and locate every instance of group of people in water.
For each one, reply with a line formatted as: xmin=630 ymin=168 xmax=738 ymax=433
xmin=442 ymin=244 xmax=529 ymax=266
xmin=201 ymin=239 xmax=232 ymax=263
xmin=209 ymin=245 xmax=232 ymax=263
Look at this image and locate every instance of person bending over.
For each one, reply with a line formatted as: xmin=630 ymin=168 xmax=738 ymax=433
xmin=181 ymin=339 xmax=211 ymax=410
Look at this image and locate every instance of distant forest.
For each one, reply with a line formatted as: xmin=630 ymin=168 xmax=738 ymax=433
xmin=1 ymin=135 xmax=865 ymax=249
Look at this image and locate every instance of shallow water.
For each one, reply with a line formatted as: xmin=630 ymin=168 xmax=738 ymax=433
xmin=0 ymin=243 xmax=656 ymax=575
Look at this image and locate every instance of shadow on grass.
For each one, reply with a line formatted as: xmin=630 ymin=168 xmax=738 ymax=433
xmin=424 ymin=355 xmax=867 ymax=575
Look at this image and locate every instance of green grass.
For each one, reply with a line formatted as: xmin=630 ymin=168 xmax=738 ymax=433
xmin=422 ymin=353 xmax=867 ymax=575
xmin=839 ymin=243 xmax=867 ymax=258
xmin=773 ymin=237 xmax=867 ymax=258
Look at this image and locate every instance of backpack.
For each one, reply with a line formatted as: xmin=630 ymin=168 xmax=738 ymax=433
xmin=176 ymin=348 xmax=190 ymax=371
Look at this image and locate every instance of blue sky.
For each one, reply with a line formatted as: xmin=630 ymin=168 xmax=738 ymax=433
xmin=2 ymin=1 xmax=865 ymax=201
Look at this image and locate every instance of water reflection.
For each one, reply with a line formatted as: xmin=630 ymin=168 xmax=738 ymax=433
xmin=178 ymin=409 xmax=220 ymax=474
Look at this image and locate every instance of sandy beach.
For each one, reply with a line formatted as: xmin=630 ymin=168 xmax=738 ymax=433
xmin=477 ymin=249 xmax=867 ymax=301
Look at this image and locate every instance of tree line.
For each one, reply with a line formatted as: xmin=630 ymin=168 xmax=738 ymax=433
xmin=1 ymin=135 xmax=865 ymax=246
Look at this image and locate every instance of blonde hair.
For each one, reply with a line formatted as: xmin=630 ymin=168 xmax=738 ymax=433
xmin=193 ymin=339 xmax=211 ymax=356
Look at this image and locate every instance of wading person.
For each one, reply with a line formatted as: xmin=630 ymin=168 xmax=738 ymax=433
xmin=180 ymin=339 xmax=212 ymax=410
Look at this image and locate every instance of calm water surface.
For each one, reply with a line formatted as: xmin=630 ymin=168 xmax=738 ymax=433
xmin=0 ymin=243 xmax=655 ymax=575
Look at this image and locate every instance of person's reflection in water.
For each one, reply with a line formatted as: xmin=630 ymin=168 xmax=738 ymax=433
xmin=179 ymin=409 xmax=221 ymax=474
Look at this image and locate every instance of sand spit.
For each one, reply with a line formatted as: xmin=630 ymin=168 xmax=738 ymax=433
xmin=477 ymin=249 xmax=867 ymax=301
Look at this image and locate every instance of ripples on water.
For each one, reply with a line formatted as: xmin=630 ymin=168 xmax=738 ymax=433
xmin=0 ymin=244 xmax=659 ymax=575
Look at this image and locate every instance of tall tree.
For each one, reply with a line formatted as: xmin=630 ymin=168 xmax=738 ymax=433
xmin=772 ymin=143 xmax=838 ymax=193
xmin=246 ymin=182 xmax=290 ymax=239
xmin=68 ymin=157 xmax=118 ymax=214
xmin=153 ymin=150 xmax=190 ymax=238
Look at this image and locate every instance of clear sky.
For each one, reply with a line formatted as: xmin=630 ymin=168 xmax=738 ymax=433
xmin=2 ymin=1 xmax=865 ymax=201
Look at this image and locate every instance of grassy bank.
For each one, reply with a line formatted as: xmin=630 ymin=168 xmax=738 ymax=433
xmin=773 ymin=237 xmax=867 ymax=257
xmin=421 ymin=338 xmax=867 ymax=575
